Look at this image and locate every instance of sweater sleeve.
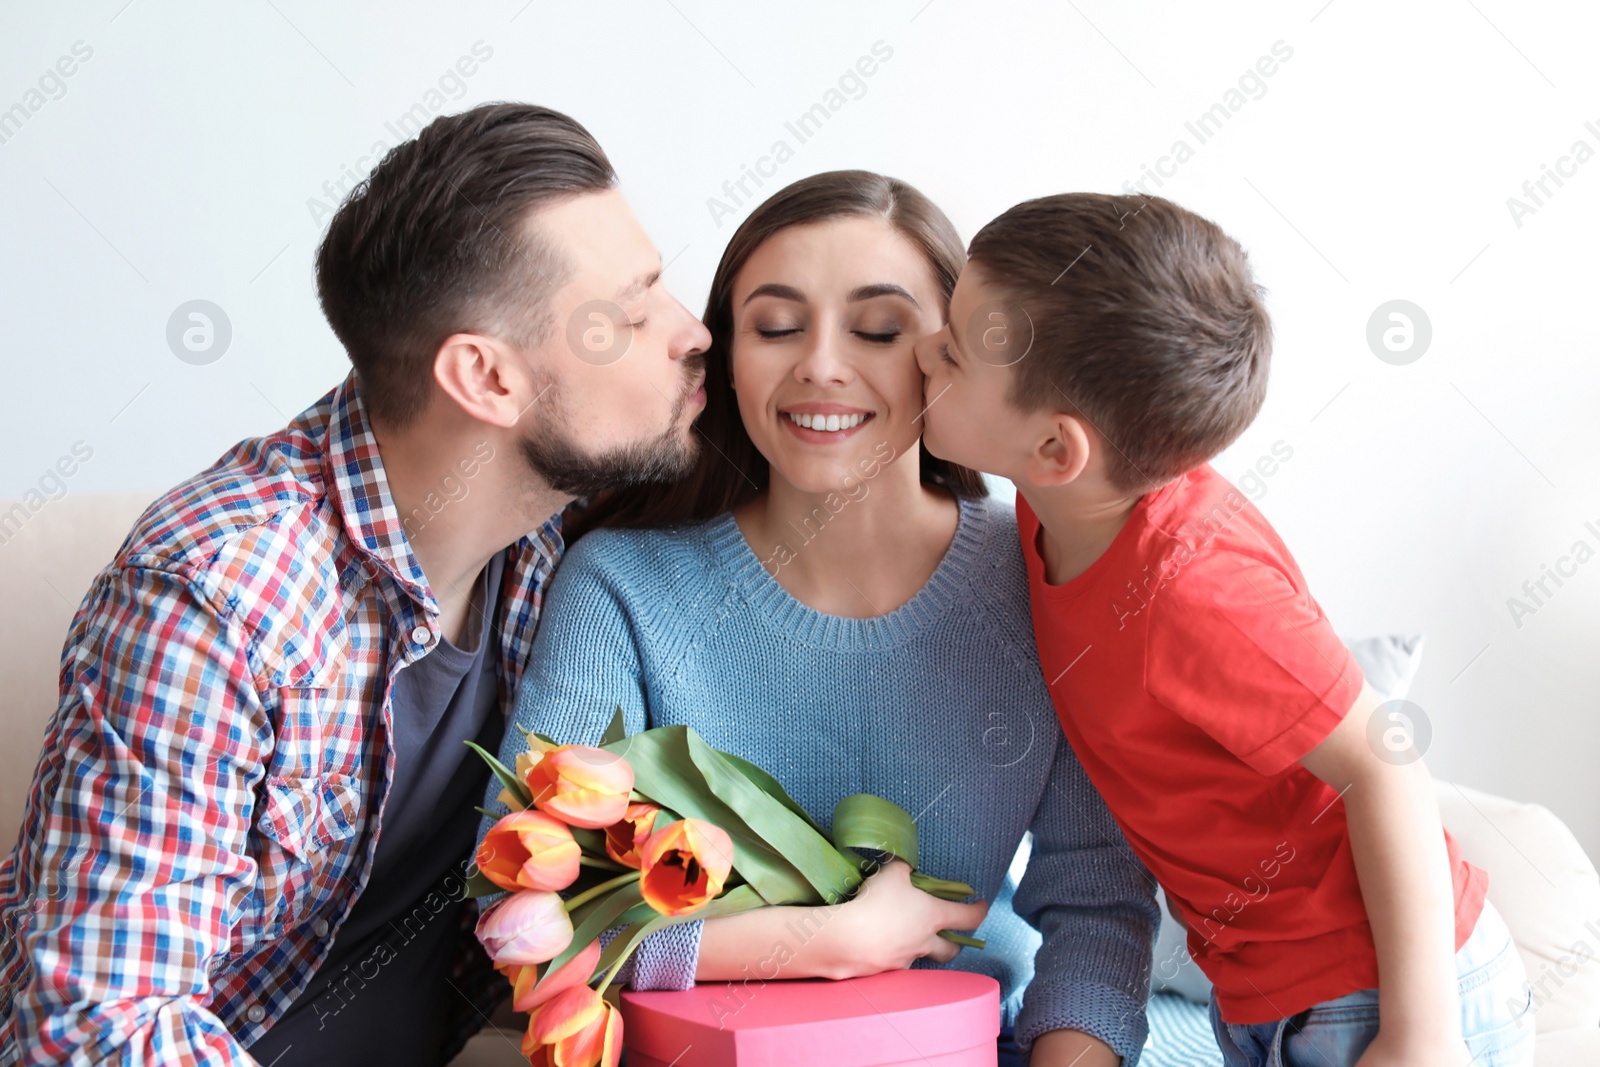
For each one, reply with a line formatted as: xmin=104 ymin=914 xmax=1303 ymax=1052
xmin=1010 ymin=727 xmax=1159 ymax=1064
xmin=477 ymin=534 xmax=702 ymax=991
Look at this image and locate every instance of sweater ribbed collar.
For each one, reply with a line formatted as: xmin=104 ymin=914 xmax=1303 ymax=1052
xmin=700 ymin=494 xmax=989 ymax=650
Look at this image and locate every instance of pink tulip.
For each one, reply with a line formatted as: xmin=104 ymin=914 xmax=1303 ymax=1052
xmin=474 ymin=890 xmax=572 ymax=967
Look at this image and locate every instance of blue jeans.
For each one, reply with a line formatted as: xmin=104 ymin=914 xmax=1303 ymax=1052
xmin=997 ymin=1023 xmax=1022 ymax=1067
xmin=1208 ymin=900 xmax=1534 ymax=1067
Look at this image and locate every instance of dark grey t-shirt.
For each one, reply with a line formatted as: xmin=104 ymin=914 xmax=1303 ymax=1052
xmin=248 ymin=548 xmax=509 ymax=1065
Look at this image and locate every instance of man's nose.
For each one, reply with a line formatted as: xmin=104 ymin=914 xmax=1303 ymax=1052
xmin=665 ymin=289 xmax=711 ymax=358
xmin=684 ymin=316 xmax=712 ymax=357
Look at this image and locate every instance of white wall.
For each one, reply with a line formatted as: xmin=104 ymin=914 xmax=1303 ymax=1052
xmin=3 ymin=1 xmax=1596 ymax=859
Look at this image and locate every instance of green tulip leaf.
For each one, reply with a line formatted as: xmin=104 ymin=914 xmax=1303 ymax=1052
xmin=910 ymin=871 xmax=979 ymax=900
xmin=831 ymin=793 xmax=919 ymax=869
xmin=718 ymin=749 xmax=827 ymax=837
xmin=569 ymin=825 xmax=606 ymax=855
xmin=531 ymin=881 xmax=645 ymax=999
xmin=600 ymin=705 xmax=629 ymax=746
xmin=462 ymin=867 xmax=503 ymax=900
xmin=602 ymin=726 xmax=860 ymax=906
xmin=938 ymin=930 xmax=987 ymax=950
xmin=684 ymin=729 xmax=862 ymax=902
xmin=464 ymin=740 xmax=531 ymax=810
xmin=592 ymin=884 xmax=768 ymax=990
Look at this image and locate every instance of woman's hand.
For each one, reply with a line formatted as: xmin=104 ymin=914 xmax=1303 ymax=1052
xmin=824 ymin=859 xmax=989 ymax=975
xmin=1030 ymin=1028 xmax=1120 ymax=1067
xmin=695 ymin=859 xmax=988 ymax=982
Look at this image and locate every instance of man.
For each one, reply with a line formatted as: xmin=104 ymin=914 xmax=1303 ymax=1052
xmin=0 ymin=102 xmax=710 ymax=1065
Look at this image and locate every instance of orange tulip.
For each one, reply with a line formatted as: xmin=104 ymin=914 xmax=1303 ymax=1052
xmin=525 ymin=745 xmax=634 ymax=829
xmin=477 ymin=810 xmax=581 ymax=893
xmin=639 ymin=817 xmax=734 ymax=917
xmin=511 ymin=939 xmax=603 ymax=1013
xmin=559 ymin=997 xmax=623 ymax=1067
xmin=520 ymin=1024 xmax=555 ymax=1067
xmin=603 ymin=802 xmax=661 ymax=869
xmin=527 ymin=986 xmax=623 ymax=1067
xmin=499 ymin=740 xmax=557 ymax=810
xmin=474 ymin=890 xmax=573 ymax=967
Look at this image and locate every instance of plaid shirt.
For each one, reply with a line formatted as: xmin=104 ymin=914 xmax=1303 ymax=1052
xmin=0 ymin=371 xmax=562 ymax=1066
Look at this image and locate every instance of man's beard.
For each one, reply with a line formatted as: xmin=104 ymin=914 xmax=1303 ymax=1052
xmin=519 ymin=360 xmax=704 ymax=498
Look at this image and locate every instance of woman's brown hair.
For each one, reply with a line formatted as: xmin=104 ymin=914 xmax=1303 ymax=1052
xmin=567 ymin=169 xmax=987 ymax=540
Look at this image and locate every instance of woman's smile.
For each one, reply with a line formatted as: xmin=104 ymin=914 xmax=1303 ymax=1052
xmin=779 ymin=402 xmax=876 ymax=443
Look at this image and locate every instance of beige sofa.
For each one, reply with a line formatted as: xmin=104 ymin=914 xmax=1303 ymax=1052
xmin=4 ymin=491 xmax=1599 ymax=1065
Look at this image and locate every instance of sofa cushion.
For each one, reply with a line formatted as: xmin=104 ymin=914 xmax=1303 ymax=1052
xmin=1436 ymin=780 xmax=1600 ymax=1034
xmin=0 ymin=491 xmax=161 ymax=847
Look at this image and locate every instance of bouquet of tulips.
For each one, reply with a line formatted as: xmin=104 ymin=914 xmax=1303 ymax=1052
xmin=465 ymin=708 xmax=985 ymax=1067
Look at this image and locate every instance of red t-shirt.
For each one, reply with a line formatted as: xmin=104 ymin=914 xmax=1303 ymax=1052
xmin=1017 ymin=465 xmax=1487 ymax=1023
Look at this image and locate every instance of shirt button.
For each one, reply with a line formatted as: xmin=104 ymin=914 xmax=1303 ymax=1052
xmin=246 ymin=1004 xmax=266 ymax=1023
xmin=312 ymin=917 xmax=330 ymax=937
xmin=410 ymin=624 xmax=430 ymax=646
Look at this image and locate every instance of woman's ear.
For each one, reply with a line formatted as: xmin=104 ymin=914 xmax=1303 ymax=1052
xmin=1024 ymin=411 xmax=1092 ymax=487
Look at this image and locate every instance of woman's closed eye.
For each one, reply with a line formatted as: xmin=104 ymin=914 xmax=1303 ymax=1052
xmin=752 ymin=319 xmax=905 ymax=343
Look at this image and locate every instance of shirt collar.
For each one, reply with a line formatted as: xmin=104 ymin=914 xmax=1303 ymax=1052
xmin=321 ymin=370 xmax=434 ymax=605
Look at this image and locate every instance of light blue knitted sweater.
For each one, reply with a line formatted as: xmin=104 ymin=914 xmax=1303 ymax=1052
xmin=481 ymin=496 xmax=1157 ymax=1060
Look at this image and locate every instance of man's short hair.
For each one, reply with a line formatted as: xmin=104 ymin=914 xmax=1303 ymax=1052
xmin=968 ymin=193 xmax=1272 ymax=492
xmin=315 ymin=103 xmax=616 ymax=428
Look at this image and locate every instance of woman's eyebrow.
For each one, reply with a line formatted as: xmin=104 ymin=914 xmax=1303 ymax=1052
xmin=742 ymin=283 xmax=806 ymax=306
xmin=847 ymin=283 xmax=918 ymax=307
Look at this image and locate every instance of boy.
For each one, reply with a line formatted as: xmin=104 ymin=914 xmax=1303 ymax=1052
xmin=914 ymin=193 xmax=1532 ymax=1067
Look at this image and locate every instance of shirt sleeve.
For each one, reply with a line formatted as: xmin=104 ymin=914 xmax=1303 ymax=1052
xmin=1011 ymin=724 xmax=1159 ymax=1064
xmin=1145 ymin=548 xmax=1364 ymax=776
xmin=477 ymin=536 xmax=700 ymax=991
xmin=3 ymin=566 xmax=268 ymax=1066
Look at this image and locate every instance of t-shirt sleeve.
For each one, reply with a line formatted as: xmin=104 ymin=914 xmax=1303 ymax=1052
xmin=1143 ymin=547 xmax=1364 ymax=775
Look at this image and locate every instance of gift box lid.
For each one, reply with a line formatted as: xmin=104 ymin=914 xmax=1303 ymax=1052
xmin=620 ymin=969 xmax=1000 ymax=1067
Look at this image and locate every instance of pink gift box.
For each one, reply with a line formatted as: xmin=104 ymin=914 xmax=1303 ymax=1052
xmin=619 ymin=969 xmax=1000 ymax=1066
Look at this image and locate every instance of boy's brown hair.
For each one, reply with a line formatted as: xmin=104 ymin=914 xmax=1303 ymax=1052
xmin=967 ymin=193 xmax=1271 ymax=492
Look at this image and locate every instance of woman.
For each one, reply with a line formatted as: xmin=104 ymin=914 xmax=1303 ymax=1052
xmin=484 ymin=171 xmax=1157 ymax=1065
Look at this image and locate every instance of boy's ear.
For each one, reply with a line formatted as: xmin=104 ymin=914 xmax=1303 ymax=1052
xmin=1023 ymin=411 xmax=1093 ymax=487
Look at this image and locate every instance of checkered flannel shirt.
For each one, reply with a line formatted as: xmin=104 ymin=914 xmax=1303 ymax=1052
xmin=0 ymin=371 xmax=561 ymax=1065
